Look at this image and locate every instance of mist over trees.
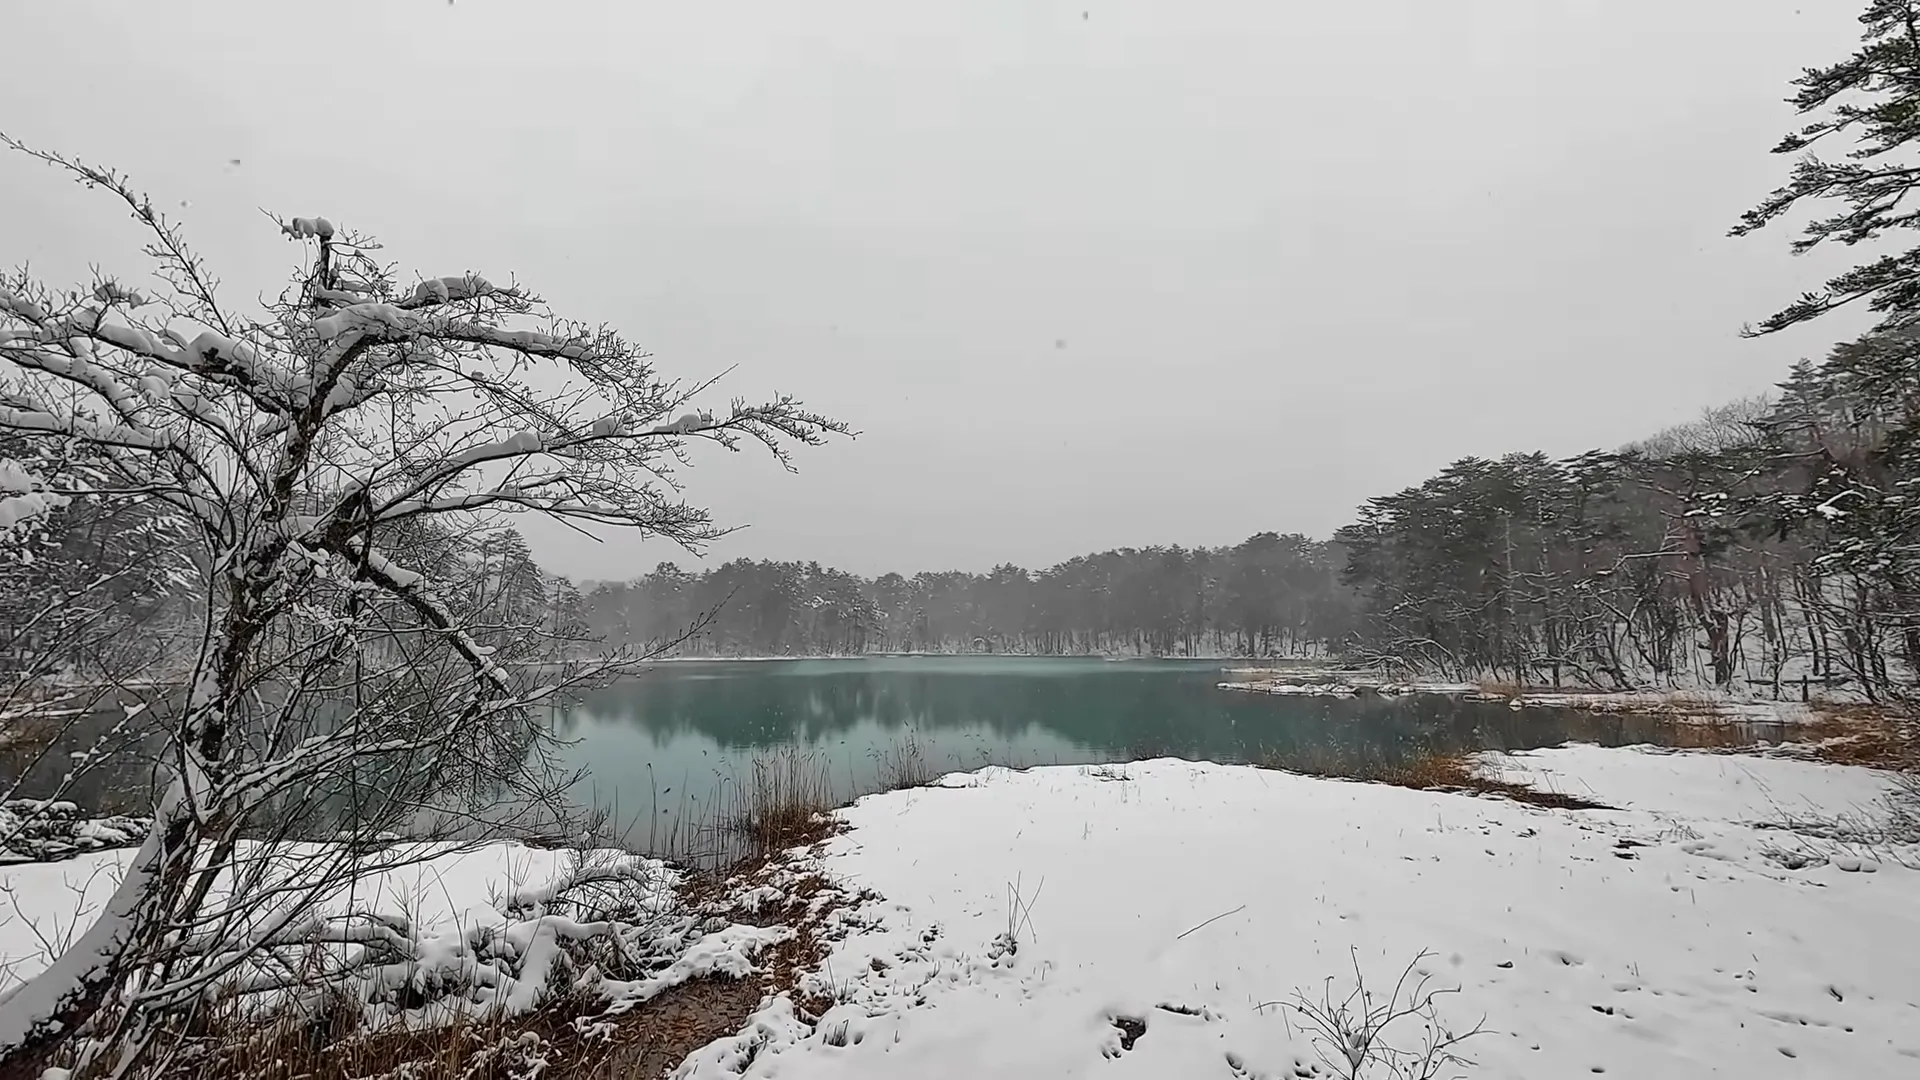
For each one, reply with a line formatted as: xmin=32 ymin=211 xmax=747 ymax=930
xmin=551 ymin=345 xmax=1917 ymax=701
xmin=16 ymin=3 xmax=1920 ymax=713
xmin=469 ymin=0 xmax=1920 ymax=701
xmin=8 ymin=3 xmax=1920 ymax=1076
xmin=569 ymin=532 xmax=1352 ymax=658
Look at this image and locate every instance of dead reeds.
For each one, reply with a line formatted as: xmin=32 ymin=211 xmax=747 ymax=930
xmin=1259 ymin=746 xmax=1612 ymax=811
xmin=870 ymin=729 xmax=936 ymax=791
xmin=114 ymin=963 xmax=767 ymax=1080
xmin=718 ymin=746 xmax=839 ymax=860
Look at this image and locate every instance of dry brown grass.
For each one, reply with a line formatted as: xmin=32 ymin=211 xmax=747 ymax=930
xmin=1263 ymin=748 xmax=1613 ymax=811
xmin=88 ymin=838 xmax=875 ymax=1080
xmin=748 ymin=872 xmax=859 ymax=1021
xmin=594 ymin=976 xmax=767 ymax=1078
xmin=872 ymin=730 xmax=937 ymax=791
xmin=1799 ymin=705 xmax=1920 ymax=772
xmin=105 ymin=980 xmax=757 ymax=1080
xmin=1654 ymin=720 xmax=1781 ymax=751
xmin=719 ymin=747 xmax=840 ymax=859
xmin=688 ymin=851 xmax=883 ymax=1036
xmin=1375 ymin=755 xmax=1612 ymax=810
xmin=116 ymin=970 xmax=774 ymax=1080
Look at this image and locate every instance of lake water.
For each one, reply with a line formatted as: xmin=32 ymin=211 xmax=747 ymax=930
xmin=18 ymin=657 xmax=1789 ymax=854
xmin=549 ymin=657 xmax=1782 ymax=846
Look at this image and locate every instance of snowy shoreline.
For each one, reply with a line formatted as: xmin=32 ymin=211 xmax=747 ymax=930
xmin=5 ymin=744 xmax=1915 ymax=1077
xmin=0 ymin=800 xmax=151 ymax=865
xmin=1218 ymin=675 xmax=1834 ymax=723
xmin=689 ymin=747 xmax=1919 ymax=1078
xmin=1218 ymin=676 xmax=1489 ymax=699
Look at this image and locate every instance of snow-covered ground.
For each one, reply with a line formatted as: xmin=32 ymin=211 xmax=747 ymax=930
xmin=0 ymin=841 xmax=783 ymax=1031
xmin=687 ymin=749 xmax=1920 ymax=1079
xmin=1507 ymin=691 xmax=1817 ymax=723
xmin=1219 ymin=678 xmax=1485 ymax=698
xmin=1469 ymin=744 xmax=1890 ymax=822
xmin=1219 ymin=676 xmax=1828 ymax=723
xmin=3 ymin=749 xmax=1915 ymax=1077
xmin=0 ymin=801 xmax=149 ymax=865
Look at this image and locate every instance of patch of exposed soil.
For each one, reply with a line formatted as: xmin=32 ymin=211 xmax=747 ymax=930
xmin=596 ymin=975 xmax=765 ymax=1078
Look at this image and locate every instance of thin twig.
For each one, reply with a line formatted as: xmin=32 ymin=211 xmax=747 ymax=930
xmin=1175 ymin=903 xmax=1246 ymax=940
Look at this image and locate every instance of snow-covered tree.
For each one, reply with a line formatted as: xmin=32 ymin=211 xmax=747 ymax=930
xmin=1728 ymin=332 xmax=1920 ymax=700
xmin=0 ymin=136 xmax=846 ymax=1076
xmin=0 ymin=429 xmax=194 ymax=866
xmin=1732 ymin=0 xmax=1920 ymax=333
xmin=1721 ymin=0 xmax=1920 ymax=701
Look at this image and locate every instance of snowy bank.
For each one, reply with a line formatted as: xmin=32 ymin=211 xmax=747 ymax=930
xmin=1507 ymin=690 xmax=1816 ymax=723
xmin=0 ymin=840 xmax=788 ymax=1036
xmin=1218 ymin=679 xmax=1824 ymax=724
xmin=687 ymin=750 xmax=1920 ymax=1079
xmin=0 ymin=801 xmax=149 ymax=864
xmin=1469 ymin=743 xmax=1901 ymax=823
xmin=1219 ymin=678 xmax=1485 ymax=698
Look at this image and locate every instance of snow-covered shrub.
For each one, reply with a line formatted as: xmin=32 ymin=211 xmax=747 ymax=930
xmin=0 ymin=800 xmax=151 ymax=864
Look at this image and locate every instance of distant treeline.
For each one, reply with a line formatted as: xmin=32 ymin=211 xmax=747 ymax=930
xmin=18 ymin=340 xmax=1920 ymax=690
xmin=574 ymin=533 xmax=1353 ymax=657
xmin=569 ymin=330 xmax=1920 ymax=693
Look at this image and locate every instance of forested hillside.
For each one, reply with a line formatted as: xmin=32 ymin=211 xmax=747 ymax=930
xmin=1336 ymin=376 xmax=1903 ymax=694
xmin=562 ymin=318 xmax=1920 ymax=695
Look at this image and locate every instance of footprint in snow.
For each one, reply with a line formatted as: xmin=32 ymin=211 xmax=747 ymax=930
xmin=1100 ymin=1014 xmax=1147 ymax=1058
xmin=1224 ymin=1049 xmax=1325 ymax=1078
xmin=1155 ymin=1001 xmax=1223 ymax=1022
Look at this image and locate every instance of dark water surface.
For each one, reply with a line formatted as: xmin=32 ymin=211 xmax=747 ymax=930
xmin=551 ymin=657 xmax=1780 ymax=834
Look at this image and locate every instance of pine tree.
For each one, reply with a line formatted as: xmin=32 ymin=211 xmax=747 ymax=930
xmin=1733 ymin=1 xmax=1920 ymax=333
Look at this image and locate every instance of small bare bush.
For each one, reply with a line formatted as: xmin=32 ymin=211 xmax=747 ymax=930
xmin=1264 ymin=948 xmax=1484 ymax=1080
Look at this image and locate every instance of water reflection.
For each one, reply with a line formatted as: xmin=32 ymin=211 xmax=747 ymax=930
xmin=19 ymin=659 xmax=1787 ymax=856
xmin=551 ymin=658 xmax=1788 ymax=840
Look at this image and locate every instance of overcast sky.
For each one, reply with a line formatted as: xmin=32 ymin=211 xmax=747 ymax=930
xmin=0 ymin=0 xmax=1873 ymax=580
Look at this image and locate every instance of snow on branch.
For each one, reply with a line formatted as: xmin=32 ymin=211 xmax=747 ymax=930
xmin=1 ymin=133 xmax=237 ymax=337
xmin=0 ymin=457 xmax=68 ymax=536
xmin=0 ymin=133 xmax=848 ymax=1076
xmin=0 ymin=404 xmax=177 ymax=454
xmin=343 ymin=538 xmax=514 ymax=693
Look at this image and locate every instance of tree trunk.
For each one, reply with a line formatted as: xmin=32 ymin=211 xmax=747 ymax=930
xmin=1678 ymin=526 xmax=1734 ymax=687
xmin=0 ymin=785 xmax=190 ymax=1079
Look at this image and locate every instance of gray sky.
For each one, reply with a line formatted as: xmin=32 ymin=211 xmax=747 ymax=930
xmin=0 ymin=0 xmax=1872 ymax=580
